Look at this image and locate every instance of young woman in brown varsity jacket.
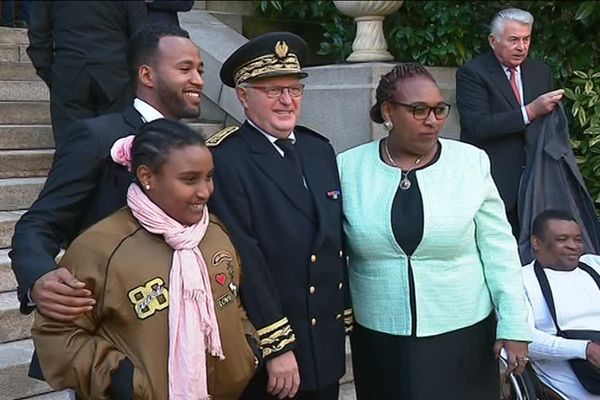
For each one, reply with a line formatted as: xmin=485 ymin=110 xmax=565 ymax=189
xmin=31 ymin=119 xmax=259 ymax=399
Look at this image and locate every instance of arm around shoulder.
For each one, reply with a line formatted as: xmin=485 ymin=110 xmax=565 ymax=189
xmin=10 ymin=120 xmax=104 ymax=311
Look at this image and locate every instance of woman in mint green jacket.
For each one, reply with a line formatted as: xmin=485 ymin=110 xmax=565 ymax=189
xmin=337 ymin=63 xmax=531 ymax=400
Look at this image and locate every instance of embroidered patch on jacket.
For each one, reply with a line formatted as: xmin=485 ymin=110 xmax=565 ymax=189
xmin=128 ymin=277 xmax=169 ymax=319
xmin=215 ymin=272 xmax=227 ymax=286
xmin=217 ymin=292 xmax=233 ymax=309
xmin=212 ymin=250 xmax=234 ymax=266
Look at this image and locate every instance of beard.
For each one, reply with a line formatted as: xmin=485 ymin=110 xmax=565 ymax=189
xmin=155 ymin=76 xmax=201 ymax=119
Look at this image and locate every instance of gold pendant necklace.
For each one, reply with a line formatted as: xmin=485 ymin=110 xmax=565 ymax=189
xmin=384 ymin=138 xmax=423 ymax=190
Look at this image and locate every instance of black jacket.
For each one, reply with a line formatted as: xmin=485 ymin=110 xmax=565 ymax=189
xmin=456 ymin=51 xmax=555 ymax=211
xmin=208 ymin=122 xmax=350 ymax=391
xmin=10 ymin=107 xmax=143 ymax=313
xmin=518 ymin=103 xmax=600 ymax=263
xmin=26 ymin=1 xmax=145 ymax=96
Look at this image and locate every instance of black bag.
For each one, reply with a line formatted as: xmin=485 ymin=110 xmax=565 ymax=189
xmin=534 ymin=261 xmax=600 ymax=394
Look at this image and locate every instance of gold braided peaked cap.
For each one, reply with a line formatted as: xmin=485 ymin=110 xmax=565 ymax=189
xmin=220 ymin=32 xmax=308 ymax=88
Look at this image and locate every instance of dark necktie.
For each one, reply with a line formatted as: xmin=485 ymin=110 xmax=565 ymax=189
xmin=509 ymin=67 xmax=522 ymax=105
xmin=275 ymin=138 xmax=304 ymax=178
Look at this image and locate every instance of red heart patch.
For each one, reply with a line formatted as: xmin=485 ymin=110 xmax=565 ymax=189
xmin=215 ymin=273 xmax=227 ymax=286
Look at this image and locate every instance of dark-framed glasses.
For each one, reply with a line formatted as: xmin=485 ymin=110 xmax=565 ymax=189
xmin=388 ymin=101 xmax=451 ymax=120
xmin=242 ymin=84 xmax=305 ymax=99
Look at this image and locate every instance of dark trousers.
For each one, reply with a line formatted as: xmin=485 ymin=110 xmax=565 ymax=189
xmin=50 ymin=73 xmax=132 ymax=150
xmin=351 ymin=313 xmax=499 ymax=400
xmin=241 ymin=367 xmax=340 ymax=400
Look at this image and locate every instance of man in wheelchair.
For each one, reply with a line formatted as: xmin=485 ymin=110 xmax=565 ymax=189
xmin=521 ymin=209 xmax=600 ymax=400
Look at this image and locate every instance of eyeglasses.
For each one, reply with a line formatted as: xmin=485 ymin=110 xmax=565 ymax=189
xmin=387 ymin=101 xmax=451 ymax=120
xmin=242 ymin=84 xmax=305 ymax=99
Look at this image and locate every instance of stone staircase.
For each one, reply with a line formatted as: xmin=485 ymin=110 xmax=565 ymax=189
xmin=0 ymin=26 xmax=222 ymax=400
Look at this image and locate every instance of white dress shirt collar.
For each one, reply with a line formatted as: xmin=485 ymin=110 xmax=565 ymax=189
xmin=133 ymin=98 xmax=165 ymax=123
xmin=247 ymin=118 xmax=296 ymax=156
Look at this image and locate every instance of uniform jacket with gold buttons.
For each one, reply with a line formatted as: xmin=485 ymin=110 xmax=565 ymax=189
xmin=207 ymin=123 xmax=352 ymax=391
xmin=31 ymin=208 xmax=258 ymax=399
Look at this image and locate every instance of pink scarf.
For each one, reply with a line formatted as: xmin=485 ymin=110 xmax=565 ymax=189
xmin=123 ymin=159 xmax=223 ymax=399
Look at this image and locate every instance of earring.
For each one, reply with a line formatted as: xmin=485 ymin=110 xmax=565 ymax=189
xmin=383 ymin=120 xmax=393 ymax=131
xmin=144 ymin=184 xmax=151 ymax=191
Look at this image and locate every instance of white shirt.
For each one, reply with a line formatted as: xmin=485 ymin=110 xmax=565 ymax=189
xmin=247 ymin=118 xmax=296 ymax=157
xmin=523 ymin=254 xmax=600 ymax=400
xmin=133 ymin=98 xmax=164 ymax=122
xmin=502 ymin=64 xmax=531 ymax=125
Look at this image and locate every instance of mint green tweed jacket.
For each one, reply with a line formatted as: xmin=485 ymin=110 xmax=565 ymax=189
xmin=337 ymin=138 xmax=531 ymax=341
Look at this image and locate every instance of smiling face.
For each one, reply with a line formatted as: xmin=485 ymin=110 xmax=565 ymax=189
xmin=139 ymin=144 xmax=214 ymax=226
xmin=532 ymin=219 xmax=584 ymax=270
xmin=381 ymin=76 xmax=446 ymax=157
xmin=144 ymin=36 xmax=204 ymax=119
xmin=236 ymin=75 xmax=302 ymax=139
xmin=489 ymin=20 xmax=532 ymax=68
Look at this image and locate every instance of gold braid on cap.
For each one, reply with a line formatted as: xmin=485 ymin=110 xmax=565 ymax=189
xmin=233 ymin=40 xmax=303 ymax=86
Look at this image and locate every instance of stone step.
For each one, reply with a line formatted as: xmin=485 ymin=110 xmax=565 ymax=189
xmin=0 ymin=149 xmax=54 ymax=178
xmin=0 ymin=43 xmax=29 ymax=63
xmin=0 ymin=248 xmax=63 ymax=294
xmin=0 ymin=177 xmax=45 ymax=212
xmin=0 ymin=122 xmax=218 ymax=149
xmin=0 ymin=80 xmax=49 ymax=101
xmin=0 ymin=125 xmax=54 ymax=150
xmin=0 ymin=62 xmax=38 ymax=81
xmin=0 ymin=102 xmax=50 ymax=125
xmin=0 ymin=290 xmax=32 ymax=343
xmin=0 ymin=27 xmax=29 ymax=44
xmin=0 ymin=211 xmax=24 ymax=249
xmin=0 ymin=339 xmax=54 ymax=400
xmin=0 ymin=249 xmax=16 ymax=293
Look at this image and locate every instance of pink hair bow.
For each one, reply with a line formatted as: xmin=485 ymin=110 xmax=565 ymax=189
xmin=110 ymin=135 xmax=135 ymax=171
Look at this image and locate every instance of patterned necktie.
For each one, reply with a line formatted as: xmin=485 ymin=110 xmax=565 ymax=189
xmin=509 ymin=67 xmax=522 ymax=105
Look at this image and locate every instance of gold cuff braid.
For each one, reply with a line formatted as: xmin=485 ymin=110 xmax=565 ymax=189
xmin=257 ymin=317 xmax=296 ymax=358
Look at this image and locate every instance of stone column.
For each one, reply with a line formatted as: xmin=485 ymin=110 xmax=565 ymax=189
xmin=333 ymin=1 xmax=403 ymax=62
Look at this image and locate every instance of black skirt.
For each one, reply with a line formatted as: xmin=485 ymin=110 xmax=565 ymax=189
xmin=350 ymin=313 xmax=499 ymax=400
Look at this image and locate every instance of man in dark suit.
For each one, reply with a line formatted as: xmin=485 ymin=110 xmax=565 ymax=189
xmin=207 ymin=33 xmax=352 ymax=400
xmin=10 ymin=23 xmax=204 ymax=324
xmin=145 ymin=0 xmax=195 ymax=26
xmin=456 ymin=7 xmax=564 ymax=236
xmin=26 ymin=1 xmax=147 ymax=149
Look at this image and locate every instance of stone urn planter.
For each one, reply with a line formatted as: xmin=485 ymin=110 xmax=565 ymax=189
xmin=333 ymin=1 xmax=403 ymax=62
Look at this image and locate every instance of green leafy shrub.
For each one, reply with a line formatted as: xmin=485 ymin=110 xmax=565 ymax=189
xmin=565 ymin=69 xmax=600 ymax=205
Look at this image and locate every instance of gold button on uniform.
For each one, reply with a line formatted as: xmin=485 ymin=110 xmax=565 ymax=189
xmin=310 ymin=254 xmax=317 ymax=263
xmin=311 ymin=318 xmax=317 ymax=326
xmin=338 ymin=250 xmax=343 ymax=258
xmin=336 ymin=313 xmax=342 ymax=320
xmin=309 ymin=286 xmax=315 ymax=294
xmin=338 ymin=282 xmax=343 ymax=289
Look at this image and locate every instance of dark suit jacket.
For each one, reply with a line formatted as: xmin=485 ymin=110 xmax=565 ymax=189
xmin=518 ymin=104 xmax=600 ymax=263
xmin=26 ymin=1 xmax=145 ymax=98
xmin=208 ymin=122 xmax=349 ymax=391
xmin=146 ymin=0 xmax=194 ymax=26
xmin=10 ymin=107 xmax=144 ymax=313
xmin=456 ymin=51 xmax=554 ymax=211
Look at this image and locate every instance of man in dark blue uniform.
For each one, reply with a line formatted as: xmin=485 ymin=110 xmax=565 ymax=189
xmin=207 ymin=32 xmax=352 ymax=400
